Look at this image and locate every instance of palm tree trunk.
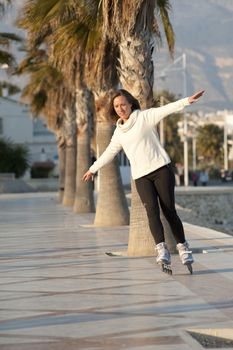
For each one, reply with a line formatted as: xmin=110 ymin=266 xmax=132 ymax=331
xmin=71 ymin=51 xmax=95 ymax=212
xmin=62 ymin=105 xmax=77 ymax=207
xmin=127 ymin=180 xmax=155 ymax=256
xmin=73 ymin=87 xmax=95 ymax=213
xmin=63 ymin=143 xmax=76 ymax=206
xmin=119 ymin=36 xmax=154 ymax=255
xmin=128 ymin=181 xmax=177 ymax=256
xmin=118 ymin=37 xmax=154 ymax=106
xmin=94 ymin=121 xmax=129 ymax=226
xmin=119 ymin=35 xmax=176 ymax=255
xmin=73 ymin=126 xmax=95 ymax=213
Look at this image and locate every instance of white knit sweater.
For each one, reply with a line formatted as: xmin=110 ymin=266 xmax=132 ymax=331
xmin=89 ymin=97 xmax=190 ymax=180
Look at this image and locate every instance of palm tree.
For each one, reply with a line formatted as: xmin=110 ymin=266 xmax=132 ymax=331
xmin=16 ymin=47 xmax=69 ymax=202
xmin=85 ymin=35 xmax=129 ymax=226
xmin=52 ymin=0 xmax=128 ymax=221
xmin=43 ymin=88 xmax=69 ymax=203
xmin=103 ymin=0 xmax=176 ymax=255
xmin=52 ymin=19 xmax=96 ymax=212
xmin=25 ymin=0 xmax=128 ymax=220
xmin=16 ymin=0 xmax=79 ymax=207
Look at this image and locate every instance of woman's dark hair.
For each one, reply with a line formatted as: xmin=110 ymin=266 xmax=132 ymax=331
xmin=109 ymin=89 xmax=141 ymax=122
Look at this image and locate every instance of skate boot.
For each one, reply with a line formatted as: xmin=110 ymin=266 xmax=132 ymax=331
xmin=177 ymin=241 xmax=194 ymax=274
xmin=155 ymin=242 xmax=172 ymax=275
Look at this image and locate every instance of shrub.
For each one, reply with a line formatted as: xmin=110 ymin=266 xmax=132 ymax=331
xmin=208 ymin=167 xmax=221 ymax=180
xmin=0 ymin=137 xmax=29 ymax=178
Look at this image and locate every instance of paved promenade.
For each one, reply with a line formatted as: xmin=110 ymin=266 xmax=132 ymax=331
xmin=0 ymin=192 xmax=233 ymax=349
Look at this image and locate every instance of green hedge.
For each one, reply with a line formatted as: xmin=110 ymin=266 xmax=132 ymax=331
xmin=0 ymin=138 xmax=29 ymax=178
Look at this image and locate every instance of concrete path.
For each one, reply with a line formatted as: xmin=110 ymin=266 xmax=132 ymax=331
xmin=0 ymin=192 xmax=233 ymax=349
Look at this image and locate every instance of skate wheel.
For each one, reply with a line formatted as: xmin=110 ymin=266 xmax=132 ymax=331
xmin=187 ymin=263 xmax=193 ymax=274
xmin=160 ymin=263 xmax=172 ymax=275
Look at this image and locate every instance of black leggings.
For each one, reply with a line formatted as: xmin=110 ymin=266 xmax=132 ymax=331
xmin=135 ymin=164 xmax=185 ymax=245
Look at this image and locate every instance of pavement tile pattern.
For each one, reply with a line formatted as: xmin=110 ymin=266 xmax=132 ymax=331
xmin=0 ymin=192 xmax=233 ymax=349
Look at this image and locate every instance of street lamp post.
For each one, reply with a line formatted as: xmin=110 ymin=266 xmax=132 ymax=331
xmin=182 ymin=53 xmax=189 ymax=187
xmin=159 ymin=96 xmax=165 ymax=147
xmin=158 ymin=52 xmax=189 ymax=186
xmin=224 ymin=110 xmax=229 ymax=171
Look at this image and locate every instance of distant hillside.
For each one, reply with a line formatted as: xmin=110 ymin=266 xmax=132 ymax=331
xmin=154 ymin=0 xmax=233 ymax=112
xmin=1 ymin=0 xmax=233 ymax=111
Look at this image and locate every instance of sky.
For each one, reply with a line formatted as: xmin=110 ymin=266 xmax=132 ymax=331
xmin=1 ymin=0 xmax=233 ymax=113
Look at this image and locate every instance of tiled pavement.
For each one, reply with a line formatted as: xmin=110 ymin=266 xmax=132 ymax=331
xmin=0 ymin=192 xmax=233 ymax=350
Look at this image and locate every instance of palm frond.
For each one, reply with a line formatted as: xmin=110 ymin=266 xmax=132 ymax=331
xmin=19 ymin=48 xmax=65 ymax=119
xmin=0 ymin=81 xmax=20 ymax=96
xmin=16 ymin=0 xmax=75 ymax=47
xmin=156 ymin=0 xmax=175 ymax=57
xmin=0 ymin=32 xmax=23 ymax=46
xmin=86 ymin=38 xmax=119 ymax=91
xmin=16 ymin=49 xmax=47 ymax=74
xmin=53 ymin=20 xmax=101 ymax=64
xmin=0 ymin=49 xmax=15 ymax=66
xmin=31 ymin=90 xmax=48 ymax=115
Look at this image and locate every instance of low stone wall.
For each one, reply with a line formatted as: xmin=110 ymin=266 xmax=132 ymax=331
xmin=0 ymin=179 xmax=35 ymax=193
xmin=0 ymin=173 xmax=15 ymax=180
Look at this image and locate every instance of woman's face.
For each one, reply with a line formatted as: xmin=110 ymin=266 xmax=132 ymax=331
xmin=113 ymin=95 xmax=132 ymax=121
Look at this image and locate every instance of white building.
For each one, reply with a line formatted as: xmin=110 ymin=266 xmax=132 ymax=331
xmin=0 ymin=96 xmax=132 ymax=184
xmin=0 ymin=96 xmax=57 ymax=167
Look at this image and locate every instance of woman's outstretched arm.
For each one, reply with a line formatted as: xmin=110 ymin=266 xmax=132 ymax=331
xmin=143 ymin=90 xmax=205 ymax=125
xmin=188 ymin=90 xmax=205 ymax=103
xmin=82 ymin=133 xmax=122 ymax=182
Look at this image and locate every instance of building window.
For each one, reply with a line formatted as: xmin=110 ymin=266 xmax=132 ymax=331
xmin=0 ymin=118 xmax=3 ymax=134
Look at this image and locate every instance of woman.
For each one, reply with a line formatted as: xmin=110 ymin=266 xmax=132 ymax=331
xmin=83 ymin=89 xmax=204 ymax=273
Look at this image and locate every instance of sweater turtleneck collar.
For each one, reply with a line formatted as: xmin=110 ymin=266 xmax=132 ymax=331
xmin=116 ymin=110 xmax=139 ymax=132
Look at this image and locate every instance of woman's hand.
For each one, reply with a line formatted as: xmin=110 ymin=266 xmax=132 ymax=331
xmin=188 ymin=90 xmax=205 ymax=104
xmin=82 ymin=170 xmax=94 ymax=182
